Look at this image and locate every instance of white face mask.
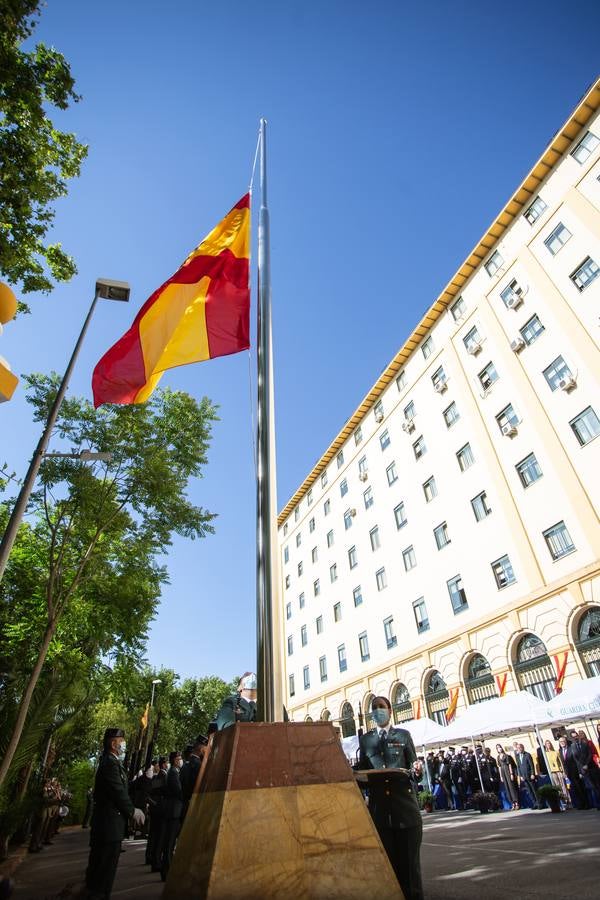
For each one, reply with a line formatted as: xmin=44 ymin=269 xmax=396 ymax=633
xmin=145 ymin=768 xmax=154 ymax=778
xmin=177 ymin=759 xmax=184 ymax=769
xmin=117 ymin=742 xmax=126 ymax=761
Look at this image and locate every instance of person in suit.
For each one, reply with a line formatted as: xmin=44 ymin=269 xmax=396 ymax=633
xmin=496 ymin=744 xmax=519 ymax=809
xmin=180 ymin=735 xmax=208 ymax=823
xmin=147 ymin=756 xmax=168 ymax=872
xmin=85 ymin=728 xmax=144 ymax=899
xmin=515 ymin=743 xmax=538 ymax=808
xmin=159 ymin=751 xmax=184 ymax=882
xmin=571 ymin=730 xmax=600 ymax=808
xmin=357 ymin=696 xmax=423 ymax=900
xmin=216 ymin=672 xmax=258 ymax=729
xmin=558 ymin=735 xmax=587 ymax=808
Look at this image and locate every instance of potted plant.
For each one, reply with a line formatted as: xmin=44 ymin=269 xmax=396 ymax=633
xmin=472 ymin=791 xmax=497 ymax=814
xmin=418 ymin=790 xmax=434 ymax=813
xmin=537 ymin=783 xmax=561 ymax=813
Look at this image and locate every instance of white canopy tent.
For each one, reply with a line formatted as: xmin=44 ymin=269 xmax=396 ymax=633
xmin=403 ymin=717 xmax=448 ymax=748
xmin=544 ymin=675 xmax=600 ymax=723
xmin=441 ymin=690 xmax=552 ymax=743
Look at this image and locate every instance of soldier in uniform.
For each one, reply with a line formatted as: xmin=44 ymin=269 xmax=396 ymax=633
xmin=357 ymin=696 xmax=423 ymax=900
xmin=85 ymin=728 xmax=144 ymax=899
xmin=216 ymin=672 xmax=257 ymax=729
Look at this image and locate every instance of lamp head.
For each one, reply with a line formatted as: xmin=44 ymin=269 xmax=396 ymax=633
xmin=96 ymin=278 xmax=130 ymax=302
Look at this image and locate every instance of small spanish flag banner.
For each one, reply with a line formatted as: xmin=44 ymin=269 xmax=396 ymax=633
xmin=445 ymin=688 xmax=459 ymax=724
xmin=92 ymin=194 xmax=250 ymax=407
xmin=140 ymin=703 xmax=149 ymax=730
xmin=495 ymin=672 xmax=508 ymax=697
xmin=553 ymin=650 xmax=569 ymax=694
xmin=413 ymin=699 xmax=421 ymax=720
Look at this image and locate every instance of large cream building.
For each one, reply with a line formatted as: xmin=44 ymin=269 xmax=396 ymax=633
xmin=277 ymin=79 xmax=600 ymax=737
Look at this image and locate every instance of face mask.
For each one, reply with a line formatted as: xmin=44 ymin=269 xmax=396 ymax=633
xmin=145 ymin=768 xmax=153 ymax=778
xmin=177 ymin=758 xmax=184 ymax=769
xmin=117 ymin=742 xmax=126 ymax=761
xmin=372 ymin=708 xmax=389 ymax=727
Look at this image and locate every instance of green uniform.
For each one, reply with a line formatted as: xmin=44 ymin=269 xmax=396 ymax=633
xmin=216 ymin=693 xmax=257 ymax=730
xmin=86 ymin=753 xmax=134 ymax=898
xmin=359 ymin=726 xmax=423 ymax=900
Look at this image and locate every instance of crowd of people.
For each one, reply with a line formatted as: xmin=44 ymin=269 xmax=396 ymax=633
xmin=28 ymin=777 xmax=71 ymax=853
xmin=411 ymin=727 xmax=600 ymax=812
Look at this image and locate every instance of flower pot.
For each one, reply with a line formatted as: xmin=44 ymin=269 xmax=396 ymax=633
xmin=424 ymin=803 xmax=433 ymax=813
xmin=548 ymin=797 xmax=561 ymax=814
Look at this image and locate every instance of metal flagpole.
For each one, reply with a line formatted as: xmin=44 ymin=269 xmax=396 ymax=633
xmin=256 ymin=118 xmax=283 ymax=723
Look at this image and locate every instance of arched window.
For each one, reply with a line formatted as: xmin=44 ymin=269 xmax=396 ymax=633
xmin=425 ymin=670 xmax=449 ymax=726
xmin=392 ymin=683 xmax=413 ymax=724
xmin=575 ymin=607 xmax=600 ymax=677
xmin=305 ymin=715 xmax=313 ymax=722
xmin=465 ymin=653 xmax=498 ymax=704
xmin=363 ymin=692 xmax=375 ymax=730
xmin=339 ymin=701 xmax=356 ymax=738
xmin=514 ymin=634 xmax=556 ymax=701
xmin=320 ymin=708 xmax=331 ymax=721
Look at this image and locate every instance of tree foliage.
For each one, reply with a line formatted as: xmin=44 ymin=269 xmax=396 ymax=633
xmin=0 ymin=0 xmax=88 ymax=302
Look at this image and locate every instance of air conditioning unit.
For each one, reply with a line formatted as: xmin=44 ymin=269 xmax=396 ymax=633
xmin=375 ymin=412 xmax=384 ymax=423
xmin=506 ymin=294 xmax=523 ymax=310
xmin=559 ymin=375 xmax=577 ymax=392
xmin=350 ymin=508 xmax=357 ymax=517
xmin=467 ymin=341 xmax=482 ymax=355
xmin=510 ymin=337 xmax=525 ymax=353
xmin=402 ymin=419 xmax=415 ymax=433
xmin=434 ymin=380 xmax=448 ymax=394
xmin=501 ymin=423 xmax=517 ymax=437
xmin=359 ymin=471 xmax=369 ymax=482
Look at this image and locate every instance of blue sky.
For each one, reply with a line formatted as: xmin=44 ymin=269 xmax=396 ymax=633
xmin=2 ymin=0 xmax=599 ymax=682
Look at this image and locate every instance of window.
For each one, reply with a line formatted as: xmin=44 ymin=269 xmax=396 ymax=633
xmin=413 ymin=435 xmax=426 ymax=460
xmin=380 ymin=429 xmax=391 ymax=450
xmin=299 ymin=592 xmax=305 ymax=609
xmin=403 ymin=545 xmax=416 ymax=571
xmin=348 ymin=545 xmax=358 ymax=568
xmin=422 ymin=335 xmax=434 ymax=359
xmin=333 ymin=601 xmax=342 ymax=622
xmin=500 ymin=279 xmax=525 ymax=308
xmin=403 ymin=400 xmax=416 ymax=422
xmin=524 ymin=195 xmax=547 ymax=225
xmin=313 ymin=578 xmax=320 ymax=596
xmin=464 ymin=325 xmax=482 ymax=353
xmin=327 ymin=529 xmax=334 ymax=547
xmin=330 ymin=563 xmax=338 ymax=583
xmin=543 ymin=355 xmax=572 ymax=391
xmin=485 ymin=250 xmax=504 ymax=276
xmin=363 ymin=486 xmax=374 ymax=509
xmin=287 ymin=635 xmax=293 ymax=656
xmin=543 ymin=521 xmax=575 ymax=560
xmin=456 ymin=442 xmax=475 ymax=472
xmin=294 ymin=506 xmax=300 ymax=522
xmin=433 ymin=521 xmax=450 ymax=549
xmin=570 ymin=130 xmax=600 ymax=164
xmin=443 ymin=401 xmax=460 ymax=428
xmin=491 ymin=554 xmax=516 ymax=588
xmin=516 ymin=453 xmax=543 ymax=487
xmin=319 ymin=656 xmax=327 ymax=682
xmin=337 ymin=450 xmax=344 ymax=469
xmin=520 ymin=314 xmax=544 ymax=345
xmin=303 ymin=666 xmax=310 ymax=690
xmin=324 ymin=499 xmax=331 ymax=515
xmin=471 ymin=490 xmax=492 ymax=521
xmin=386 ymin=462 xmax=398 ymax=485
xmin=354 ymin=426 xmax=363 ymax=446
xmin=296 ymin=532 xmax=302 ymax=548
xmin=285 ymin=575 xmax=290 ymax=589
xmin=353 ymin=585 xmax=363 ymax=607
xmin=297 ymin=561 xmax=303 ymax=576
xmin=432 ymin=365 xmax=447 ymax=391
xmin=283 ymin=546 xmax=289 ymax=564
xmin=340 ymin=478 xmax=348 ymax=498
xmin=396 ymin=370 xmax=406 ymax=390
xmin=309 ymin=516 xmax=315 ymax=533
xmin=394 ymin=502 xmax=407 ymax=529
xmin=283 ymin=523 xmax=288 ymax=536
xmin=570 ymin=256 xmax=600 ymax=292
xmin=515 ymin=634 xmax=556 ymax=701
xmin=316 ymin=615 xmax=323 ymax=634
xmin=376 ymin=567 xmax=387 ymax=591
xmin=301 ymin=624 xmax=307 ymax=646
xmin=374 ymin=400 xmax=384 ymax=421
xmin=344 ymin=508 xmax=353 ymax=530
xmin=384 ymin=617 xmax=397 ymax=649
xmin=306 ymin=490 xmax=313 ymax=509
xmin=413 ymin=597 xmax=429 ymax=633
xmin=358 ymin=455 xmax=368 ymax=476
xmin=423 ymin=476 xmax=437 ymax=502
xmin=289 ymin=674 xmax=295 ymax=697
xmin=544 ymin=222 xmax=572 ymax=255
xmin=370 ymin=526 xmax=381 ymax=551
xmin=311 ymin=546 xmax=318 ymax=563
xmin=450 ymin=295 xmax=466 ymax=321
xmin=496 ymin=403 xmax=519 ymax=432
xmin=286 ymin=601 xmax=292 ymax=620
xmin=337 ymin=644 xmax=347 ymax=672
xmin=447 ymin=574 xmax=468 ymax=613
xmin=478 ymin=361 xmax=499 ymax=391
xmin=359 ymin=631 xmax=370 ymax=662
xmin=570 ymin=406 xmax=600 ymax=446
xmin=321 ymin=471 xmax=328 ymax=488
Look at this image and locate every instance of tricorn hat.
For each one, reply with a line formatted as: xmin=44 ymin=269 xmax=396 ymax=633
xmin=103 ymin=728 xmax=125 ymax=743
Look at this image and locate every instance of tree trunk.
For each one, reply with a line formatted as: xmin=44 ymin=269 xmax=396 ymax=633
xmin=0 ymin=620 xmax=57 ymax=790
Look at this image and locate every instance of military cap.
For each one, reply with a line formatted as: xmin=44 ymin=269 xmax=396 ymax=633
xmin=103 ymin=727 xmax=125 ymax=744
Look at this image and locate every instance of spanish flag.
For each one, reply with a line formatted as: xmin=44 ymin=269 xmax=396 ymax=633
xmin=92 ymin=194 xmax=250 ymax=407
xmin=140 ymin=703 xmax=149 ymax=730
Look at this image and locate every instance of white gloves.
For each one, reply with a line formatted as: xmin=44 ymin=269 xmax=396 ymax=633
xmin=132 ymin=807 xmax=145 ymax=827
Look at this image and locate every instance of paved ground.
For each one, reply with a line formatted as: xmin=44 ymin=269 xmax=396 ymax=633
xmin=6 ymin=807 xmax=600 ymax=898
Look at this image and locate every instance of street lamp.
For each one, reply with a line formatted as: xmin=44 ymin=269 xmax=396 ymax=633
xmin=44 ymin=449 xmax=114 ymax=462
xmin=150 ymin=678 xmax=162 ymax=708
xmin=0 ymin=278 xmax=130 ymax=582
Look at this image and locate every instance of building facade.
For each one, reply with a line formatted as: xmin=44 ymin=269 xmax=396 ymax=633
xmin=277 ymin=80 xmax=600 ymax=736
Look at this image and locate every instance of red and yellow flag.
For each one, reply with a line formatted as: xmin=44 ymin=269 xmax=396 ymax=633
xmin=553 ymin=650 xmax=569 ymax=694
xmin=140 ymin=703 xmax=149 ymax=730
xmin=92 ymin=194 xmax=250 ymax=407
xmin=445 ymin=688 xmax=459 ymax=724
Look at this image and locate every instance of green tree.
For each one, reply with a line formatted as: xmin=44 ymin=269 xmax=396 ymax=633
xmin=0 ymin=375 xmax=218 ymax=788
xmin=0 ymin=0 xmax=88 ymax=302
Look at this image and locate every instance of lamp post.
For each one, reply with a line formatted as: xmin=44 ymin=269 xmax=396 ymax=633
xmin=0 ymin=278 xmax=130 ymax=582
xmin=143 ymin=678 xmax=162 ymax=767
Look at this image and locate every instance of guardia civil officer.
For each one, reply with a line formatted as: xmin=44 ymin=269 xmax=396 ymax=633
xmin=85 ymin=728 xmax=144 ymax=899
xmin=358 ymin=696 xmax=423 ymax=900
xmin=215 ymin=672 xmax=258 ymax=729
